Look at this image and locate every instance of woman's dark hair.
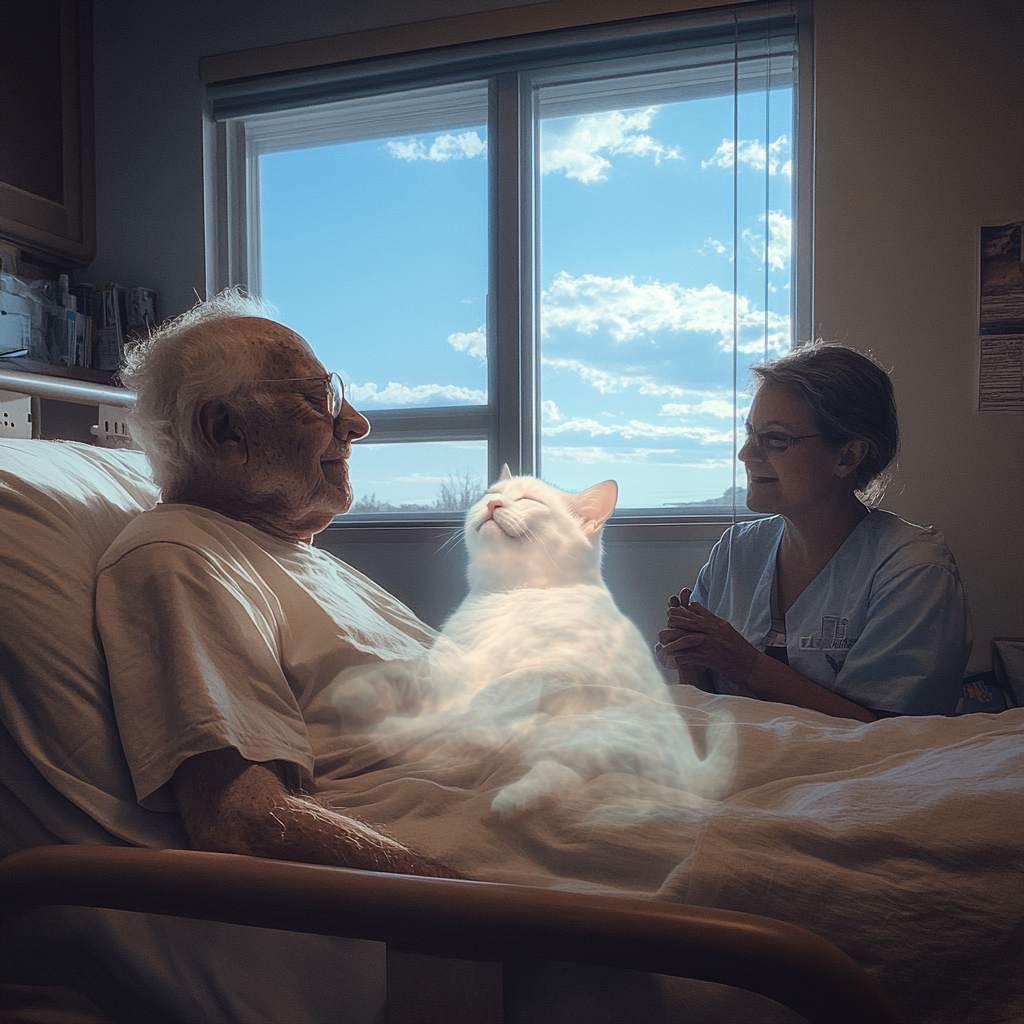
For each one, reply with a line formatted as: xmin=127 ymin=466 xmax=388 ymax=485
xmin=751 ymin=343 xmax=900 ymax=505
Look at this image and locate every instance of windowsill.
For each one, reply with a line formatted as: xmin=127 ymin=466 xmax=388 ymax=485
xmin=319 ymin=511 xmax=758 ymax=545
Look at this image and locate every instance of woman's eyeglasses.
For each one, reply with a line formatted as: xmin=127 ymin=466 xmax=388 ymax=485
xmin=249 ymin=372 xmax=345 ymax=418
xmin=743 ymin=422 xmax=821 ymax=451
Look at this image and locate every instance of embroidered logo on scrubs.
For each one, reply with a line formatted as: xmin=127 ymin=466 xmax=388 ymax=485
xmin=799 ymin=615 xmax=858 ymax=651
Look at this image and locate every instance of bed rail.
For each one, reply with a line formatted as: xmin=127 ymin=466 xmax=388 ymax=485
xmin=0 ymin=367 xmax=135 ymax=443
xmin=0 ymin=367 xmax=135 ymax=407
xmin=0 ymin=845 xmax=906 ymax=1024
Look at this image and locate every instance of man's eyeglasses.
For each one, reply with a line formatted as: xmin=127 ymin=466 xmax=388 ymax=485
xmin=743 ymin=422 xmax=821 ymax=452
xmin=249 ymin=372 xmax=345 ymax=418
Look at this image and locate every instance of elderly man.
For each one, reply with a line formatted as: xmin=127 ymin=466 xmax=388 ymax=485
xmin=5 ymin=294 xmax=681 ymax=1023
xmin=97 ymin=291 xmax=454 ymax=878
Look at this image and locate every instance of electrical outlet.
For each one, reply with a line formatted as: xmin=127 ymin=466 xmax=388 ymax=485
xmin=91 ymin=404 xmax=139 ymax=449
xmin=0 ymin=390 xmax=32 ymax=439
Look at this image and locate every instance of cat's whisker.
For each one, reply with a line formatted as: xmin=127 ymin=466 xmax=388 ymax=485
xmin=518 ymin=523 xmax=539 ymax=546
xmin=520 ymin=523 xmax=575 ymax=580
xmin=367 ymin=470 xmax=737 ymax=820
xmin=436 ymin=525 xmax=466 ymax=555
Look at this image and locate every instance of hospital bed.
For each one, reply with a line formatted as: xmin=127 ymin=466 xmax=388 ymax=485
xmin=0 ymin=845 xmax=898 ymax=1023
xmin=1 ymin=369 xmax=1020 ymax=1023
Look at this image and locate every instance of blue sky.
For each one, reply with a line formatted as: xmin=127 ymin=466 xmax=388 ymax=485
xmin=259 ymin=84 xmax=793 ymax=510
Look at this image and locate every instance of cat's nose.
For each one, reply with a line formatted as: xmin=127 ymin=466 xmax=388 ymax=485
xmin=488 ymin=499 xmax=502 ymax=516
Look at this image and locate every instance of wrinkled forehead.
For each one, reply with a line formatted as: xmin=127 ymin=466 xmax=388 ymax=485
xmin=232 ymin=317 xmax=323 ymax=378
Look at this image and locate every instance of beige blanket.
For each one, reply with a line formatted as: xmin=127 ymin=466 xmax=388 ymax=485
xmin=317 ymin=683 xmax=1024 ymax=1024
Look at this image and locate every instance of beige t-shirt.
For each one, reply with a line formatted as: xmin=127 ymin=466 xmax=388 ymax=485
xmin=96 ymin=504 xmax=436 ymax=812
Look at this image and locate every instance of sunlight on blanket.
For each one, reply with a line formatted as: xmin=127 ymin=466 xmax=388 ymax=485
xmin=327 ymin=644 xmax=737 ymax=824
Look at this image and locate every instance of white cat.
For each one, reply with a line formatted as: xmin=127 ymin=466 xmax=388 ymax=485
xmin=438 ymin=467 xmax=665 ymax=703
xmin=434 ymin=467 xmax=727 ymax=816
xmin=332 ymin=468 xmax=732 ymax=816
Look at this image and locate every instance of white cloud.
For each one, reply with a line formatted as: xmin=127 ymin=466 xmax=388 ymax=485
xmin=447 ymin=325 xmax=486 ymax=360
xmin=543 ymin=446 xmax=737 ymax=469
xmin=393 ymin=472 xmax=451 ymax=484
xmin=701 ymin=134 xmax=791 ymax=176
xmin=766 ymin=210 xmax=792 ymax=270
xmin=387 ymin=131 xmax=487 ymax=162
xmin=542 ymin=271 xmax=790 ymax=352
xmin=659 ymin=398 xmax=737 ymax=419
xmin=348 ymin=381 xmax=487 ymax=406
xmin=542 ymin=356 xmax=741 ymax=403
xmin=681 ymin=457 xmax=736 ymax=469
xmin=541 ymin=399 xmax=562 ymax=423
xmin=542 ymin=416 xmax=734 ymax=444
xmin=541 ymin=108 xmax=681 ymax=184
xmin=543 ymin=446 xmax=675 ymax=466
xmin=543 ymin=356 xmax=661 ymax=395
xmin=702 ymin=237 xmax=730 ymax=258
xmin=742 ymin=210 xmax=792 ymax=272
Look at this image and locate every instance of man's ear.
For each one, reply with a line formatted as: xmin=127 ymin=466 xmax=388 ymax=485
xmin=835 ymin=439 xmax=869 ymax=479
xmin=198 ymin=400 xmax=247 ymax=462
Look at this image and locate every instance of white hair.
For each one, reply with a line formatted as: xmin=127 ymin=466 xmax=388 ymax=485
xmin=119 ymin=288 xmax=281 ymax=495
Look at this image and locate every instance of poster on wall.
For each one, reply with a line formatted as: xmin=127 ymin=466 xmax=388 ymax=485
xmin=978 ymin=221 xmax=1024 ymax=410
xmin=980 ymin=222 xmax=1024 ymax=335
xmin=978 ymin=336 xmax=1024 ymax=411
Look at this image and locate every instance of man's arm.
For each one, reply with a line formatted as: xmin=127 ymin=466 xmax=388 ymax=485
xmin=172 ymin=747 xmax=461 ymax=878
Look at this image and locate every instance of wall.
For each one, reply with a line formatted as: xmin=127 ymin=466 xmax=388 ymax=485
xmin=813 ymin=0 xmax=1024 ymax=669
xmin=85 ymin=0 xmax=538 ymax=318
xmin=86 ymin=0 xmax=1023 ymax=663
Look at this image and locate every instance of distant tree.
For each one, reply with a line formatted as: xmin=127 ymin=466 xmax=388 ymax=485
xmin=350 ymin=493 xmax=435 ymax=514
xmin=350 ymin=472 xmax=485 ymax=514
xmin=350 ymin=493 xmax=396 ymax=513
xmin=433 ymin=471 xmax=486 ymax=511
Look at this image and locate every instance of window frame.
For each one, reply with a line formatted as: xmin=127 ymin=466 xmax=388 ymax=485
xmin=203 ymin=1 xmax=813 ymax=540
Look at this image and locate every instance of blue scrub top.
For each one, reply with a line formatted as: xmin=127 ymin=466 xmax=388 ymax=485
xmin=690 ymin=510 xmax=972 ymax=716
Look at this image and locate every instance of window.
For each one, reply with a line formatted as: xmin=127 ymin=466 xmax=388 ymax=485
xmin=205 ymin=4 xmax=809 ymax=526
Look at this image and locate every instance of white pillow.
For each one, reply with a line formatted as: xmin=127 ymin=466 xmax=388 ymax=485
xmin=0 ymin=439 xmax=163 ymax=848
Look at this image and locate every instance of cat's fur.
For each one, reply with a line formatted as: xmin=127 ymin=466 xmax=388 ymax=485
xmin=439 ymin=467 xmax=665 ymax=704
xmin=333 ymin=468 xmax=732 ymax=816
xmin=434 ymin=467 xmax=725 ymax=815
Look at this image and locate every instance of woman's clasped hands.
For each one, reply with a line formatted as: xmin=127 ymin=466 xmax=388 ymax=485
xmin=656 ymin=588 xmax=758 ymax=686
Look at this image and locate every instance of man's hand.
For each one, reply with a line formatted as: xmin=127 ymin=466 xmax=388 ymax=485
xmin=172 ymin=747 xmax=461 ymax=878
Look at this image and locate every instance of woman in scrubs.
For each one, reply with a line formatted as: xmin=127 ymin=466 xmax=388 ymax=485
xmin=656 ymin=343 xmax=971 ymax=721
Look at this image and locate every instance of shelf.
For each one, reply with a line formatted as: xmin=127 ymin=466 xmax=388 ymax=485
xmin=0 ymin=355 xmax=116 ymax=386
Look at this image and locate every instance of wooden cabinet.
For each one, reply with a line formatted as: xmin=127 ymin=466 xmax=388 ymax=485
xmin=0 ymin=0 xmax=95 ymax=267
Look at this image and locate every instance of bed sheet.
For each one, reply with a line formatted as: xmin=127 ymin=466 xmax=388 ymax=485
xmin=315 ymin=683 xmax=1024 ymax=1024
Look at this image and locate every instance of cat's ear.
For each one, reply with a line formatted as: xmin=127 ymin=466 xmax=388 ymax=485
xmin=566 ymin=480 xmax=617 ymax=535
xmin=499 ymin=464 xmax=513 ymax=482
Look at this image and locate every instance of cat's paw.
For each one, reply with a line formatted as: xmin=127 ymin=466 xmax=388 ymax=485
xmin=490 ymin=760 xmax=583 ymax=817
